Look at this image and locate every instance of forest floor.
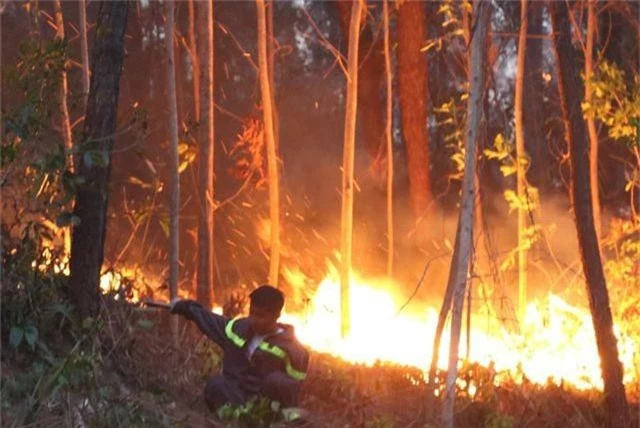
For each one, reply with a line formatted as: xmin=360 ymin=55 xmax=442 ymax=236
xmin=2 ymin=291 xmax=639 ymax=428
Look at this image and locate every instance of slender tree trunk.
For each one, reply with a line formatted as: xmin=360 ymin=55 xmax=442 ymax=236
xmin=267 ymin=0 xmax=279 ymax=151
xmin=340 ymin=0 xmax=363 ymax=338
xmin=79 ymin=0 xmax=90 ymax=108
xmin=425 ymin=4 xmax=483 ymax=416
xmin=165 ymin=0 xmax=180 ymax=307
xmin=426 ymin=220 xmax=460 ymax=420
xmin=383 ymin=0 xmax=393 ymax=278
xmin=196 ymin=0 xmax=214 ymax=307
xmin=0 ymin=0 xmax=2 ymax=130
xmin=442 ymin=2 xmax=490 ymax=427
xmin=53 ymin=0 xmax=74 ymax=172
xmin=585 ymin=0 xmax=601 ymax=239
xmin=257 ymin=0 xmax=280 ymax=287
xmin=515 ymin=0 xmax=529 ymax=322
xmin=53 ymin=0 xmax=74 ymax=257
xmin=551 ymin=3 xmax=630 ymax=427
xmin=188 ymin=0 xmax=200 ymax=124
xmin=69 ymin=1 xmax=128 ymax=319
xmin=397 ymin=0 xmax=432 ymax=226
xmin=336 ymin=1 xmax=386 ymax=179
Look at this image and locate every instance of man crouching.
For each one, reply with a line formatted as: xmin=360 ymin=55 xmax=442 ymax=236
xmin=170 ymin=285 xmax=309 ymax=412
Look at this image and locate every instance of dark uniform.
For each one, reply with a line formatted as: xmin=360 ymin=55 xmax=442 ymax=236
xmin=171 ymin=300 xmax=309 ymax=409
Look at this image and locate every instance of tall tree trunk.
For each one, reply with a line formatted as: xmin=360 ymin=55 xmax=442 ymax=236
xmin=523 ymin=3 xmax=545 ymax=187
xmin=383 ymin=0 xmax=393 ymax=278
xmin=257 ymin=0 xmax=280 ymax=287
xmin=267 ymin=0 xmax=279 ymax=151
xmin=79 ymin=0 xmax=90 ymax=108
xmin=53 ymin=0 xmax=74 ymax=172
xmin=551 ymin=3 xmax=630 ymax=427
xmin=336 ymin=1 xmax=386 ymax=180
xmin=53 ymin=0 xmax=74 ymax=258
xmin=515 ymin=0 xmax=529 ymax=322
xmin=165 ymin=0 xmax=180 ymax=306
xmin=340 ymin=0 xmax=363 ymax=338
xmin=196 ymin=0 xmax=214 ymax=307
xmin=188 ymin=0 xmax=200 ymax=124
xmin=585 ymin=0 xmax=601 ymax=239
xmin=397 ymin=0 xmax=432 ymax=226
xmin=69 ymin=1 xmax=128 ymax=320
xmin=442 ymin=2 xmax=490 ymax=426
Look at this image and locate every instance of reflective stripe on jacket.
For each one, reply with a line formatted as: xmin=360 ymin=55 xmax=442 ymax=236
xmin=172 ymin=300 xmax=309 ymax=394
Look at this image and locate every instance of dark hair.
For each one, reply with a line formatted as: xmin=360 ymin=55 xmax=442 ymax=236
xmin=249 ymin=285 xmax=285 ymax=313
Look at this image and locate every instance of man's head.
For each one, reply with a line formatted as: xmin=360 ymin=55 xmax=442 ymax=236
xmin=248 ymin=285 xmax=284 ymax=335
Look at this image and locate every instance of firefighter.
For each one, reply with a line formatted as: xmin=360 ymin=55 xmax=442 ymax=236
xmin=170 ymin=285 xmax=310 ymax=413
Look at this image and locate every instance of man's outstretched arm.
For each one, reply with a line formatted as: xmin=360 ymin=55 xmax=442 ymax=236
xmin=171 ymin=299 xmax=229 ymax=346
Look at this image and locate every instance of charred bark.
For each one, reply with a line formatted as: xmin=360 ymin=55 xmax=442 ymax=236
xmin=69 ymin=1 xmax=128 ymax=319
xmin=523 ymin=2 xmax=546 ymax=188
xmin=551 ymin=3 xmax=630 ymax=427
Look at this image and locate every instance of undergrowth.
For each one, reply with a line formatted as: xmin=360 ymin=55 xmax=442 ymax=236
xmin=2 ymin=232 xmax=639 ymax=427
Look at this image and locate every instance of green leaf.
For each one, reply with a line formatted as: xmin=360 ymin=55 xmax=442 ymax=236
xmin=158 ymin=217 xmax=170 ymax=238
xmin=81 ymin=317 xmax=94 ymax=330
xmin=83 ymin=150 xmax=109 ymax=169
xmin=500 ymin=164 xmax=517 ymax=177
xmin=9 ymin=326 xmax=24 ymax=348
xmin=24 ymin=325 xmax=39 ymax=350
xmin=136 ymin=319 xmax=154 ymax=330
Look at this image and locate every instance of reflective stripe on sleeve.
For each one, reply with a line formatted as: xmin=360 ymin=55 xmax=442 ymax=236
xmin=259 ymin=342 xmax=307 ymax=381
xmin=225 ymin=319 xmax=246 ymax=347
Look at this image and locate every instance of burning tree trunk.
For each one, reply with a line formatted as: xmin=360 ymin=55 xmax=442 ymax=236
xmin=515 ymin=0 xmax=529 ymax=322
xmin=550 ymin=3 xmax=630 ymax=427
xmin=383 ymin=0 xmax=393 ymax=278
xmin=340 ymin=0 xmax=363 ymax=338
xmin=257 ymin=0 xmax=280 ymax=286
xmin=196 ymin=0 xmax=214 ymax=307
xmin=53 ymin=0 xmax=74 ymax=172
xmin=165 ymin=0 xmax=180 ymax=306
xmin=585 ymin=0 xmax=602 ymax=239
xmin=441 ymin=2 xmax=490 ymax=427
xmin=69 ymin=1 xmax=128 ymax=319
xmin=79 ymin=0 xmax=90 ymax=108
xmin=397 ymin=0 xmax=432 ymax=227
xmin=188 ymin=0 xmax=200 ymax=124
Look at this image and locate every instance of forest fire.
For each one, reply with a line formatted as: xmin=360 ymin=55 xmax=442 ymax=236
xmin=279 ymin=269 xmax=639 ymax=392
xmin=91 ymin=256 xmax=638 ymax=394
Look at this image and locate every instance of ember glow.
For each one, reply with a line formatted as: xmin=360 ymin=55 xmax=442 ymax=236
xmin=280 ymin=267 xmax=639 ymax=392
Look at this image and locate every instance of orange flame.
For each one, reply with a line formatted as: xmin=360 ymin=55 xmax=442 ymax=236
xmin=281 ymin=268 xmax=639 ymax=392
